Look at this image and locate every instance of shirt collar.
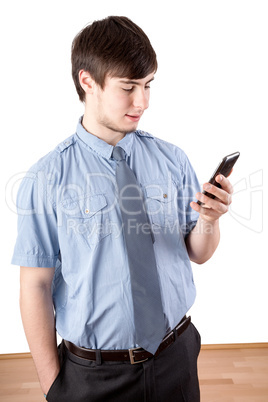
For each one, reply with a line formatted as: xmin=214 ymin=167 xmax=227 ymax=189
xmin=76 ymin=116 xmax=134 ymax=159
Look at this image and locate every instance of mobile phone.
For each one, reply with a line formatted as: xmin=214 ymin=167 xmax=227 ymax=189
xmin=197 ymin=152 xmax=240 ymax=205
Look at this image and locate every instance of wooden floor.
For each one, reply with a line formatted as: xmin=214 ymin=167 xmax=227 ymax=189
xmin=198 ymin=346 xmax=268 ymax=402
xmin=0 ymin=346 xmax=267 ymax=401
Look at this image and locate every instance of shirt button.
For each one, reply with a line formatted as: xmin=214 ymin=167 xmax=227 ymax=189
xmin=85 ymin=209 xmax=90 ymax=214
xmin=163 ymin=193 xmax=168 ymax=199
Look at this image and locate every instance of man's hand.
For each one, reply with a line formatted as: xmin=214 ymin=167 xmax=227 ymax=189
xmin=190 ymin=174 xmax=233 ymax=222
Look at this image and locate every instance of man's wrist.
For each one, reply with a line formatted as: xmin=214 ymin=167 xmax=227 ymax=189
xmin=197 ymin=214 xmax=219 ymax=229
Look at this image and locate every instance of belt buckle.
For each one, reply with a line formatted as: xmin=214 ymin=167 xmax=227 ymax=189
xmin=129 ymin=347 xmax=148 ymax=364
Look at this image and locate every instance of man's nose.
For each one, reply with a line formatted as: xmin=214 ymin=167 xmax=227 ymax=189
xmin=132 ymin=89 xmax=149 ymax=111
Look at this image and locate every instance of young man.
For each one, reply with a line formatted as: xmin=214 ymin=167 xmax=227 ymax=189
xmin=12 ymin=16 xmax=233 ymax=401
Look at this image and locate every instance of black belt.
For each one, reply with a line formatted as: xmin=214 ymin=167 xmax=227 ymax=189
xmin=64 ymin=316 xmax=191 ymax=365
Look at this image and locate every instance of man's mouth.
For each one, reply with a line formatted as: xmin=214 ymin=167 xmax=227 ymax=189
xmin=125 ymin=114 xmax=142 ymax=122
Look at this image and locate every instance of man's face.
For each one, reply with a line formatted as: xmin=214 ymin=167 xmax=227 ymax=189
xmin=94 ymin=72 xmax=155 ymax=136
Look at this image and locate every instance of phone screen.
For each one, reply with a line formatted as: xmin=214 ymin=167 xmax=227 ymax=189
xmin=197 ymin=152 xmax=240 ymax=205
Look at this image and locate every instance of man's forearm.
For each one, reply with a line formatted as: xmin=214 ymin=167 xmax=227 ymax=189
xmin=185 ymin=217 xmax=220 ymax=264
xmin=188 ymin=173 xmax=234 ymax=264
xmin=20 ymin=268 xmax=60 ymax=395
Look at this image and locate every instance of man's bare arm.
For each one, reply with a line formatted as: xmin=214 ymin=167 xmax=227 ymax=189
xmin=20 ymin=266 xmax=60 ymax=395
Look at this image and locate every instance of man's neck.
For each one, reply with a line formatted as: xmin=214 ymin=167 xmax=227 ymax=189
xmin=82 ymin=114 xmax=125 ymax=147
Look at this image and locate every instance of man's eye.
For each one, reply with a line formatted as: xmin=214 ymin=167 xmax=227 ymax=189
xmin=123 ymin=87 xmax=133 ymax=92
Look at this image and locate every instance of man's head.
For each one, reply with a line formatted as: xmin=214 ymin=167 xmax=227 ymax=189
xmin=71 ymin=16 xmax=157 ymax=103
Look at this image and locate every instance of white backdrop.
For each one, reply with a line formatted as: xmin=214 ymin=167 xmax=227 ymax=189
xmin=1 ymin=0 xmax=267 ymax=354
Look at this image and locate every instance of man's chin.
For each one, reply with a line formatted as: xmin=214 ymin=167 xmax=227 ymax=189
xmin=101 ymin=119 xmax=139 ymax=135
xmin=119 ymin=124 xmax=139 ymax=135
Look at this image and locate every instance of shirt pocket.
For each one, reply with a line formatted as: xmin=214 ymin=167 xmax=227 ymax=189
xmin=60 ymin=194 xmax=111 ymax=247
xmin=144 ymin=183 xmax=177 ymax=228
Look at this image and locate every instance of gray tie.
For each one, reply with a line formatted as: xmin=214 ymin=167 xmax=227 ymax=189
xmin=112 ymin=146 xmax=166 ymax=354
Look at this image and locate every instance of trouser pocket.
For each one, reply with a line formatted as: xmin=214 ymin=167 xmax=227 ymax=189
xmin=46 ymin=343 xmax=66 ymax=402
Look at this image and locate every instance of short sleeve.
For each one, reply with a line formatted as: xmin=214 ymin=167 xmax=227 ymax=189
xmin=11 ymin=170 xmax=60 ymax=267
xmin=177 ymin=153 xmax=200 ymax=237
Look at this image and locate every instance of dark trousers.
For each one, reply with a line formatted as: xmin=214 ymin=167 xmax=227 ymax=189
xmin=46 ymin=323 xmax=201 ymax=402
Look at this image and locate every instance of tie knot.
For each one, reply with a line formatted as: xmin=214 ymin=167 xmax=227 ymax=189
xmin=112 ymin=146 xmax=126 ymax=161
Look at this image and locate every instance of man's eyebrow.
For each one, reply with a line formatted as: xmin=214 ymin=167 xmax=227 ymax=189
xmin=118 ymin=77 xmax=155 ymax=86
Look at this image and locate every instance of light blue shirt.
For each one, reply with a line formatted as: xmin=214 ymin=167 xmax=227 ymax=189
xmin=12 ymin=117 xmax=200 ymax=350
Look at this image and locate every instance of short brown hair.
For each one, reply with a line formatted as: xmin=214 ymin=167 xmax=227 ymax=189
xmin=71 ymin=16 xmax=158 ymax=102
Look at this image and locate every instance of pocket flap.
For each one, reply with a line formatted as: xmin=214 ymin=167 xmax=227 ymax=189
xmin=145 ymin=185 xmax=172 ymax=203
xmin=61 ymin=194 xmax=107 ymax=218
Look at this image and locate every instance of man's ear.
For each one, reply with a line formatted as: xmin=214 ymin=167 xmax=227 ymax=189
xmin=78 ymin=70 xmax=96 ymax=95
